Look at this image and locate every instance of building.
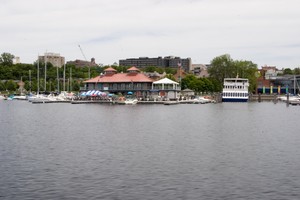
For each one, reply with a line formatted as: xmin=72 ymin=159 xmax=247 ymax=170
xmin=119 ymin=56 xmax=192 ymax=72
xmin=83 ymin=67 xmax=181 ymax=99
xmin=13 ymin=56 xmax=21 ymax=64
xmin=39 ymin=53 xmax=65 ymax=68
xmin=66 ymin=58 xmax=98 ymax=68
xmin=256 ymin=66 xmax=300 ymax=94
xmin=83 ymin=67 xmax=154 ymax=98
xmin=190 ymin=64 xmax=209 ymax=78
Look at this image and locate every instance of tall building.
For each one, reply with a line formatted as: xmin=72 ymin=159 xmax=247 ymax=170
xmin=39 ymin=53 xmax=65 ymax=68
xmin=119 ymin=56 xmax=192 ymax=72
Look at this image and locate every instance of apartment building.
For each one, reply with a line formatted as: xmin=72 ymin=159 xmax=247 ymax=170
xmin=119 ymin=56 xmax=192 ymax=72
xmin=39 ymin=53 xmax=65 ymax=68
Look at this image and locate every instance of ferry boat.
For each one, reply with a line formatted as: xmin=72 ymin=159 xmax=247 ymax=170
xmin=222 ymin=78 xmax=249 ymax=102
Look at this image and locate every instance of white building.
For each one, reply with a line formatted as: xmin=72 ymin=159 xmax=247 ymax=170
xmin=39 ymin=52 xmax=65 ymax=68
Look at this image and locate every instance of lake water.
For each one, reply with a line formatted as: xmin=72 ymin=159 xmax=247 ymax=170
xmin=1 ymin=101 xmax=300 ymax=200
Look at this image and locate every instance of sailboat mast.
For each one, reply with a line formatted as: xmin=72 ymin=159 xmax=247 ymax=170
xmin=29 ymin=70 xmax=31 ymax=93
xmin=37 ymin=57 xmax=40 ymax=94
xmin=44 ymin=53 xmax=47 ymax=92
xmin=63 ymin=63 xmax=66 ymax=91
xmin=294 ymin=75 xmax=296 ymax=95
xmin=57 ymin=66 xmax=60 ymax=93
xmin=70 ymin=67 xmax=72 ymax=92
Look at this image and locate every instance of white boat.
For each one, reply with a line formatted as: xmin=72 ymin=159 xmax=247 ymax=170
xmin=12 ymin=95 xmax=27 ymax=100
xmin=192 ymin=96 xmax=212 ymax=104
xmin=277 ymin=94 xmax=300 ymax=102
xmin=124 ymin=98 xmax=138 ymax=105
xmin=222 ymin=77 xmax=249 ymax=102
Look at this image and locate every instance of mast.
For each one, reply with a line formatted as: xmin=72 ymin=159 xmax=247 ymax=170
xmin=29 ymin=70 xmax=31 ymax=93
xmin=37 ymin=57 xmax=40 ymax=94
xmin=70 ymin=67 xmax=72 ymax=92
xmin=44 ymin=53 xmax=47 ymax=92
xmin=294 ymin=75 xmax=296 ymax=95
xmin=57 ymin=66 xmax=60 ymax=93
xmin=63 ymin=63 xmax=66 ymax=91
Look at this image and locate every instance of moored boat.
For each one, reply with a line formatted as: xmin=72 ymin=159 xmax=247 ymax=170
xmin=222 ymin=77 xmax=249 ymax=102
xmin=124 ymin=98 xmax=138 ymax=105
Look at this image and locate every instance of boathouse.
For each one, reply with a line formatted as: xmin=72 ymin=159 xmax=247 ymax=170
xmin=82 ymin=67 xmax=153 ymax=98
xmin=82 ymin=67 xmax=181 ymax=100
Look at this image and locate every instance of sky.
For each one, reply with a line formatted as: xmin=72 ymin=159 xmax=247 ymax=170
xmin=1 ymin=0 xmax=300 ymax=68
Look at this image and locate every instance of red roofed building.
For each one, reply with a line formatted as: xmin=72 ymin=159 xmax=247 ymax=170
xmin=83 ymin=67 xmax=154 ymax=98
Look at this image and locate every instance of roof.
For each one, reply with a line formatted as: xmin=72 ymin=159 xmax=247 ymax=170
xmin=84 ymin=73 xmax=153 ymax=83
xmin=127 ymin=66 xmax=140 ymax=72
xmin=104 ymin=67 xmax=117 ymax=72
xmin=153 ymin=77 xmax=179 ymax=85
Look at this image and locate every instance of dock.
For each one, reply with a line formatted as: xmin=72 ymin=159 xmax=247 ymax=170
xmin=164 ymin=101 xmax=180 ymax=105
xmin=71 ymin=100 xmax=116 ymax=104
xmin=32 ymin=100 xmax=71 ymax=104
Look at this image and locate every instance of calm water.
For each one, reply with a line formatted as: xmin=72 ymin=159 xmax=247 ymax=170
xmin=1 ymin=101 xmax=300 ymax=200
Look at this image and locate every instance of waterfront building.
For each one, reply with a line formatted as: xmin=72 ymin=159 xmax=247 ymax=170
xmin=83 ymin=67 xmax=153 ymax=98
xmin=39 ymin=52 xmax=65 ymax=68
xmin=152 ymin=78 xmax=180 ymax=100
xmin=119 ymin=56 xmax=192 ymax=72
xmin=256 ymin=66 xmax=300 ymax=94
xmin=82 ymin=67 xmax=181 ymax=99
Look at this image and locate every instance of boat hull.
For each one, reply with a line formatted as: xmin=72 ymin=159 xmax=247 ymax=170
xmin=222 ymin=98 xmax=248 ymax=102
xmin=124 ymin=99 xmax=138 ymax=105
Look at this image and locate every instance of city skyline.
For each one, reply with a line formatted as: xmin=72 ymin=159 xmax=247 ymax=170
xmin=1 ymin=0 xmax=300 ymax=68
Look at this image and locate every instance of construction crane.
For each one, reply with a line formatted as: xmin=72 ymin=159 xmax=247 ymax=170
xmin=78 ymin=45 xmax=90 ymax=79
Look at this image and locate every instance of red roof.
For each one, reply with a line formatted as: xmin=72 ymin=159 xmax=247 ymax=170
xmin=104 ymin=67 xmax=117 ymax=72
xmin=127 ymin=66 xmax=140 ymax=72
xmin=84 ymin=73 xmax=153 ymax=83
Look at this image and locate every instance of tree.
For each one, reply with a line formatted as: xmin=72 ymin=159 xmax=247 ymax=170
xmin=208 ymin=54 xmax=234 ymax=84
xmin=208 ymin=54 xmax=258 ymax=93
xmin=0 ymin=81 xmax=5 ymax=91
xmin=283 ymin=68 xmax=293 ymax=75
xmin=5 ymin=80 xmax=17 ymax=91
xmin=164 ymin=74 xmax=176 ymax=81
xmin=294 ymin=67 xmax=300 ymax=75
xmin=0 ymin=52 xmax=15 ymax=66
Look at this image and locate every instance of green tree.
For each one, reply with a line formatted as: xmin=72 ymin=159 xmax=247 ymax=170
xmin=208 ymin=54 xmax=234 ymax=84
xmin=143 ymin=66 xmax=156 ymax=72
xmin=208 ymin=54 xmax=258 ymax=93
xmin=164 ymin=74 xmax=176 ymax=81
xmin=0 ymin=81 xmax=5 ymax=91
xmin=5 ymin=80 xmax=17 ymax=91
xmin=0 ymin=52 xmax=15 ymax=66
xmin=283 ymin=68 xmax=293 ymax=75
xmin=294 ymin=67 xmax=300 ymax=75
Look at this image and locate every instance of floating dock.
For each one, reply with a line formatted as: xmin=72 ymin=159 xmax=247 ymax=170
xmin=32 ymin=100 xmax=71 ymax=104
xmin=164 ymin=101 xmax=180 ymax=105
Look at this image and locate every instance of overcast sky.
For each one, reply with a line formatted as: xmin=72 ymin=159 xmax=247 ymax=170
xmin=1 ymin=0 xmax=300 ymax=68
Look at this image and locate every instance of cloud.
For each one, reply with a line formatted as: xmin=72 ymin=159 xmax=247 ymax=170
xmin=1 ymin=0 xmax=300 ymax=68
